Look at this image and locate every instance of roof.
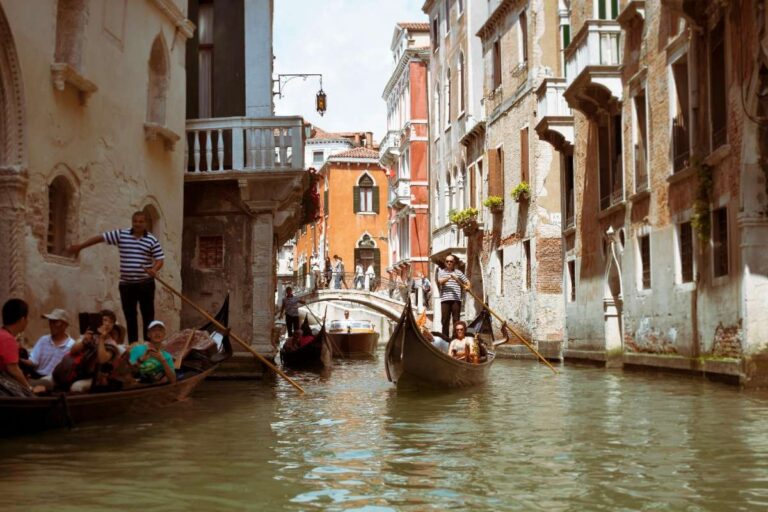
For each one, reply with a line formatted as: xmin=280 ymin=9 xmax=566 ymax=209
xmin=396 ymin=22 xmax=430 ymax=32
xmin=330 ymin=147 xmax=380 ymax=159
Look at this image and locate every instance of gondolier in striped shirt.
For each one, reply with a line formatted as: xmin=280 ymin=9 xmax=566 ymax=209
xmin=437 ymin=254 xmax=470 ymax=339
xmin=68 ymin=211 xmax=164 ymax=343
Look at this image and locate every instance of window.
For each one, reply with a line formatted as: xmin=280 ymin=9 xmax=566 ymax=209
xmin=671 ymin=56 xmax=690 ymax=172
xmin=564 ymin=154 xmax=575 ymax=229
xmin=312 ymin=151 xmax=324 ymax=164
xmin=445 ymin=0 xmax=450 ymax=35
xmin=597 ymin=0 xmax=620 ymax=20
xmin=354 ymin=174 xmax=378 ymax=213
xmin=198 ymin=235 xmax=224 ymax=268
xmin=399 ymin=219 xmax=410 ymax=260
xmin=432 ymin=16 xmax=440 ymax=51
xmin=487 ymin=146 xmax=504 ymax=198
xmin=598 ymin=113 xmax=623 ymax=210
xmin=633 ymin=89 xmax=648 ymax=191
xmin=524 ymin=240 xmax=531 ymax=290
xmin=433 ymin=87 xmax=441 ymax=135
xmin=567 ymin=260 xmax=576 ymax=302
xmin=458 ymin=0 xmax=464 ymax=15
xmin=47 ymin=176 xmax=75 ymax=257
xmin=709 ymin=19 xmax=727 ymax=150
xmin=445 ymin=68 xmax=452 ymax=127
xmin=497 ymin=249 xmax=504 ymax=294
xmin=458 ymin=52 xmax=465 ymax=113
xmin=639 ymin=234 xmax=651 ymax=289
xmin=147 ymin=35 xmax=169 ymax=126
xmin=198 ymin=1 xmax=214 ymax=118
xmin=712 ymin=207 xmax=729 ymax=277
xmin=678 ymin=221 xmax=694 ymax=283
xmin=492 ymin=40 xmax=502 ymax=89
xmin=54 ymin=0 xmax=88 ymax=71
xmin=520 ymin=127 xmax=529 ymax=183
xmin=519 ymin=10 xmax=529 ymax=64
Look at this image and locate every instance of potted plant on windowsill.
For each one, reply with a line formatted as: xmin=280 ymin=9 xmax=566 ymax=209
xmin=483 ymin=195 xmax=504 ymax=214
xmin=511 ymin=181 xmax=531 ymax=203
xmin=448 ymin=207 xmax=480 ymax=236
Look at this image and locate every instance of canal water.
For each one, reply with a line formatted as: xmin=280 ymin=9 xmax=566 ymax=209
xmin=2 ymin=356 xmax=768 ymax=511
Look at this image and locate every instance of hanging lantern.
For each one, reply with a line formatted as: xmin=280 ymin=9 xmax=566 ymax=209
xmin=316 ymin=89 xmax=327 ymax=116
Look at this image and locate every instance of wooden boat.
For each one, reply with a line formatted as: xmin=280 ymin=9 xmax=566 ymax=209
xmin=0 ymin=298 xmax=232 ymax=435
xmin=279 ymin=317 xmax=331 ymax=369
xmin=327 ymin=318 xmax=379 ymax=359
xmin=385 ymin=299 xmax=495 ymax=388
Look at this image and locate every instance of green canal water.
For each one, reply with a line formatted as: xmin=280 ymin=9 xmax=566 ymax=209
xmin=1 ymin=356 xmax=768 ymax=511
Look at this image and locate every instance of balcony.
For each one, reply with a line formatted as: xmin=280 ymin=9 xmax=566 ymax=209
xmin=390 ymin=179 xmax=411 ymax=207
xmin=185 ymin=116 xmax=304 ymax=175
xmin=379 ymin=129 xmax=402 ymax=166
xmin=535 ymin=78 xmax=574 ymax=152
xmin=431 ymin=222 xmax=469 ymax=260
xmin=563 ymin=20 xmax=623 ymax=118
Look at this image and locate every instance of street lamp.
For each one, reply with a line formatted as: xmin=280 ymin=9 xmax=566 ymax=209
xmin=316 ymin=89 xmax=327 ymax=116
xmin=274 ymin=73 xmax=327 ymax=116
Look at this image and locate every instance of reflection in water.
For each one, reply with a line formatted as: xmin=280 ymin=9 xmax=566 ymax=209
xmin=2 ymin=358 xmax=768 ymax=511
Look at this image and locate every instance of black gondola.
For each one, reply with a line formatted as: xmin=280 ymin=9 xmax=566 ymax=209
xmin=279 ymin=317 xmax=331 ymax=369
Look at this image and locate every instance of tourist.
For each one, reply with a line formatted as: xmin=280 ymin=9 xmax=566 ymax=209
xmin=279 ymin=286 xmax=305 ymax=337
xmin=448 ymin=321 xmax=476 ymax=362
xmin=337 ymin=256 xmax=348 ymax=289
xmin=365 ymin=263 xmax=376 ymax=291
xmin=0 ymin=299 xmax=44 ymax=394
xmin=27 ymin=308 xmax=76 ymax=388
xmin=310 ymin=252 xmax=321 ymax=290
xmin=324 ymin=257 xmax=332 ymax=289
xmin=68 ymin=211 xmax=164 ymax=343
xmin=128 ymin=320 xmax=176 ymax=384
xmin=65 ymin=310 xmax=126 ymax=392
xmin=354 ymin=262 xmax=365 ymax=289
xmin=437 ymin=254 xmax=470 ymax=339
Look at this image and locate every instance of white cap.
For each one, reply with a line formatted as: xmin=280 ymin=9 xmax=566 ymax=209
xmin=147 ymin=320 xmax=166 ymax=330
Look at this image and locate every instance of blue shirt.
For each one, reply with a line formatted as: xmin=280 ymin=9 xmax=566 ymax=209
xmin=30 ymin=335 xmax=76 ymax=376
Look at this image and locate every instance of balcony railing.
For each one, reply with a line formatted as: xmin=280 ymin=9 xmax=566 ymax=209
xmin=432 ymin=222 xmax=466 ymax=256
xmin=565 ymin=20 xmax=622 ymax=85
xmin=379 ymin=129 xmax=401 ymax=160
xmin=536 ymin=78 xmax=572 ymax=121
xmin=185 ymin=116 xmax=304 ymax=173
xmin=395 ymin=180 xmax=411 ymax=204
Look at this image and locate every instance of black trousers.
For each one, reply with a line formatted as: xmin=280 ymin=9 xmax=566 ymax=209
xmin=119 ymin=279 xmax=155 ymax=342
xmin=286 ymin=314 xmax=300 ymax=336
xmin=441 ymin=300 xmax=462 ymax=339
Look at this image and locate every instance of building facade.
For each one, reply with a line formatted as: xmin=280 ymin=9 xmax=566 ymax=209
xmin=380 ymin=22 xmax=431 ymax=308
xmin=181 ymin=0 xmax=308 ymax=355
xmin=0 ymin=0 xmax=190 ymax=341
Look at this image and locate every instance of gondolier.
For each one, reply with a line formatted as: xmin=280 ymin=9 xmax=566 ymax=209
xmin=436 ymin=254 xmax=470 ymax=339
xmin=68 ymin=211 xmax=164 ymax=343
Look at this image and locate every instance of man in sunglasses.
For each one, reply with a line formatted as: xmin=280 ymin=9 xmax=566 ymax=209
xmin=436 ymin=254 xmax=470 ymax=339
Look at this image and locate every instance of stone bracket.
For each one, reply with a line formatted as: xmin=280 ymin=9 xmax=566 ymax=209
xmin=50 ymin=63 xmax=97 ymax=105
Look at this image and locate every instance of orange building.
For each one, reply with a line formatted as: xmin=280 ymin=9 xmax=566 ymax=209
xmin=294 ymin=146 xmax=389 ymax=287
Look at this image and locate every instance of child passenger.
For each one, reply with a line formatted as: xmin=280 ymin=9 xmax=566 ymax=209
xmin=128 ymin=320 xmax=176 ymax=384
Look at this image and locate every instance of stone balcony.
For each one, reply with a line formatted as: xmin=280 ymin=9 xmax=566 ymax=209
xmin=389 ymin=179 xmax=411 ymax=207
xmin=379 ymin=129 xmax=401 ymax=167
xmin=430 ymin=222 xmax=469 ymax=262
xmin=535 ymin=77 xmax=574 ymax=152
xmin=563 ymin=20 xmax=623 ymax=118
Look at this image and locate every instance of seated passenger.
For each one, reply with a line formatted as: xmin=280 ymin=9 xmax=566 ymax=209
xmin=448 ymin=321 xmax=477 ymax=363
xmin=128 ymin=320 xmax=176 ymax=384
xmin=27 ymin=309 xmax=76 ymax=390
xmin=65 ymin=309 xmax=126 ymax=392
xmin=1 ymin=299 xmax=46 ymax=395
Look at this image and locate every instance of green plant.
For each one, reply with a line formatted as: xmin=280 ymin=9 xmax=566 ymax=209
xmin=483 ymin=196 xmax=504 ymax=208
xmin=511 ymin=181 xmax=531 ymax=201
xmin=448 ymin=207 xmax=479 ymax=227
xmin=689 ymin=156 xmax=713 ymax=242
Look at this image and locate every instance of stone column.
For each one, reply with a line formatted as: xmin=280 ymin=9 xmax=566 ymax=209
xmin=0 ymin=169 xmax=27 ymax=302
xmin=250 ymin=211 xmax=277 ymax=353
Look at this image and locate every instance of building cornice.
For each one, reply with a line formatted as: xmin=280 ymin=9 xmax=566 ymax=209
xmin=477 ymin=0 xmax=524 ymax=40
xmin=383 ymin=48 xmax=430 ymax=99
xmin=422 ymin=0 xmax=436 ymax=15
xmin=150 ymin=0 xmax=195 ymax=39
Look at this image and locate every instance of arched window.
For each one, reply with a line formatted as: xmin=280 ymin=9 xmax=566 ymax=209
xmin=47 ymin=176 xmax=76 ymax=257
xmin=445 ymin=170 xmax=453 ymax=214
xmin=355 ymin=233 xmax=380 ymax=280
xmin=445 ymin=68 xmax=451 ymax=127
xmin=459 ymin=163 xmax=467 ymax=211
xmin=148 ymin=35 xmax=170 ymax=126
xmin=458 ymin=52 xmax=465 ymax=113
xmin=354 ymin=173 xmax=379 ymax=213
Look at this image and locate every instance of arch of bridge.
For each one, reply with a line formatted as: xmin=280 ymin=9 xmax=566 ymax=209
xmin=299 ymin=289 xmax=405 ymax=321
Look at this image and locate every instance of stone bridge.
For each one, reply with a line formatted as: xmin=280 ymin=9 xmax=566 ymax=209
xmin=296 ymin=288 xmax=408 ymax=321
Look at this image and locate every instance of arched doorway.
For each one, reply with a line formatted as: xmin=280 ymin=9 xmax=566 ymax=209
xmin=0 ymin=3 xmax=28 ymax=301
xmin=603 ymin=227 xmax=624 ymax=352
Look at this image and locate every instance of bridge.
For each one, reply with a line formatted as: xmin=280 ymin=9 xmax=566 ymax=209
xmin=296 ymin=288 xmax=408 ymax=321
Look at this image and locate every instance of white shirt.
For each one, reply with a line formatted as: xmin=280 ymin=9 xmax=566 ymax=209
xmin=448 ymin=337 xmax=473 ymax=357
xmin=30 ymin=334 xmax=76 ymax=376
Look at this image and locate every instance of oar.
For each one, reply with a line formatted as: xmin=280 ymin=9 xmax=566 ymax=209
xmin=456 ymin=278 xmax=558 ymax=375
xmin=174 ymin=328 xmax=196 ymax=370
xmin=153 ymin=274 xmax=306 ymax=394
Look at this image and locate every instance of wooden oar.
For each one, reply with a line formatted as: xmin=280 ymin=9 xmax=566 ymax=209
xmin=153 ymin=274 xmax=306 ymax=394
xmin=456 ymin=278 xmax=558 ymax=375
xmin=174 ymin=328 xmax=196 ymax=370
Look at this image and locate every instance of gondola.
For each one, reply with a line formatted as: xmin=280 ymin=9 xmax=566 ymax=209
xmin=327 ymin=318 xmax=379 ymax=359
xmin=279 ymin=317 xmax=331 ymax=369
xmin=385 ymin=299 xmax=495 ymax=388
xmin=0 ymin=297 xmax=232 ymax=435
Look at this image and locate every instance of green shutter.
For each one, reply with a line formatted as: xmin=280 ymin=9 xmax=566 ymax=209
xmin=373 ymin=248 xmax=381 ymax=277
xmin=324 ymin=189 xmax=329 ymax=215
xmin=611 ymin=0 xmax=618 ymax=19
xmin=563 ymin=25 xmax=570 ymax=49
xmin=598 ymin=0 xmax=606 ymax=19
xmin=353 ymin=186 xmax=360 ymax=213
xmin=372 ymin=186 xmax=380 ymax=213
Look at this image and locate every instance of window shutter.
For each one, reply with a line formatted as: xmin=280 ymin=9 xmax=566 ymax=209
xmin=323 ymin=189 xmax=329 ymax=215
xmin=372 ymin=186 xmax=380 ymax=213
xmin=353 ymin=186 xmax=360 ymax=213
xmin=520 ymin=128 xmax=529 ymax=184
xmin=373 ymin=248 xmax=381 ymax=276
xmin=487 ymin=148 xmax=503 ymax=197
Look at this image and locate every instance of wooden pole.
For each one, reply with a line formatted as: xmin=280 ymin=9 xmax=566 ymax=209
xmin=153 ymin=274 xmax=306 ymax=394
xmin=174 ymin=328 xmax=196 ymax=370
xmin=458 ymin=279 xmax=558 ymax=375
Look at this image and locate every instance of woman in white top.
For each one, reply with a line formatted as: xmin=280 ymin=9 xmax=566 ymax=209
xmin=448 ymin=320 xmax=473 ymax=361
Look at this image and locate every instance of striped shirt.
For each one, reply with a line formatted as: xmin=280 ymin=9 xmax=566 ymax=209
xmin=438 ymin=268 xmax=468 ymax=302
xmin=103 ymin=228 xmax=164 ymax=283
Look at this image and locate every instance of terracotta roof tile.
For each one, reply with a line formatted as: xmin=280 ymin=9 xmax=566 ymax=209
xmin=330 ymin=147 xmax=380 ymax=159
xmin=397 ymin=22 xmax=430 ymax=31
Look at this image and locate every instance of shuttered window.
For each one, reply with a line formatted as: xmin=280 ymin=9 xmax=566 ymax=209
xmin=354 ymin=174 xmax=379 ymax=213
xmin=487 ymin=147 xmax=504 ymax=198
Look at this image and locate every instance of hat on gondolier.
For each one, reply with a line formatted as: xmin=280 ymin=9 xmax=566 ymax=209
xmin=42 ymin=308 xmax=70 ymax=324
